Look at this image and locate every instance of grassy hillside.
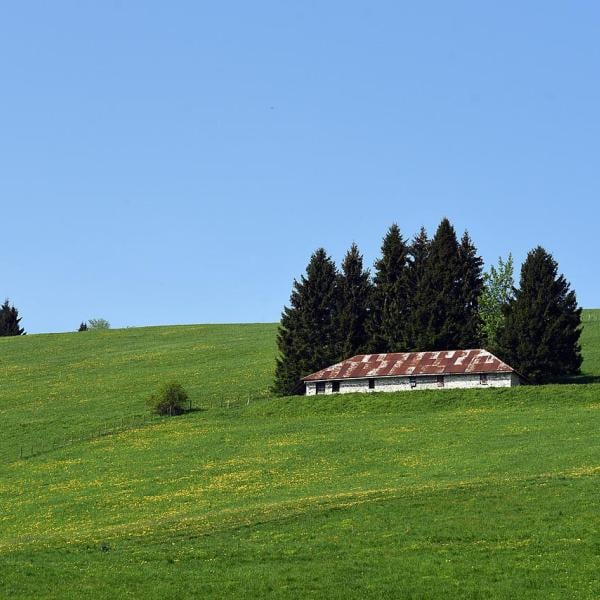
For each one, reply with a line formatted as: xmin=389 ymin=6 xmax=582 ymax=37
xmin=1 ymin=311 xmax=599 ymax=598
xmin=0 ymin=323 xmax=277 ymax=458
xmin=581 ymin=309 xmax=600 ymax=377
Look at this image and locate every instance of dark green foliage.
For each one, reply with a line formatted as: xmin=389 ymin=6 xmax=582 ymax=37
xmin=335 ymin=243 xmax=372 ymax=359
xmin=406 ymin=227 xmax=430 ymax=348
xmin=0 ymin=299 xmax=25 ymax=336
xmin=367 ymin=224 xmax=411 ymax=352
xmin=456 ymin=231 xmax=484 ymax=348
xmin=408 ymin=227 xmax=430 ymax=288
xmin=273 ymin=249 xmax=339 ymax=395
xmin=410 ymin=218 xmax=463 ymax=350
xmin=147 ymin=381 xmax=190 ymax=415
xmin=497 ymin=247 xmax=582 ymax=383
xmin=78 ymin=321 xmax=89 ymax=332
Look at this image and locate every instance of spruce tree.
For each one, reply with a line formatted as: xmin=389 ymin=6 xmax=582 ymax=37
xmin=367 ymin=224 xmax=411 ymax=352
xmin=410 ymin=218 xmax=463 ymax=350
xmin=408 ymin=227 xmax=430 ymax=287
xmin=497 ymin=247 xmax=582 ymax=383
xmin=78 ymin=321 xmax=89 ymax=332
xmin=456 ymin=231 xmax=484 ymax=348
xmin=0 ymin=299 xmax=25 ymax=336
xmin=406 ymin=227 xmax=430 ymax=348
xmin=273 ymin=249 xmax=339 ymax=395
xmin=336 ymin=243 xmax=372 ymax=359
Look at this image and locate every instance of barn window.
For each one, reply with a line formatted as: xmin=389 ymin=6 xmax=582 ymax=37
xmin=409 ymin=377 xmax=417 ymax=388
xmin=368 ymin=378 xmax=375 ymax=389
xmin=437 ymin=375 xmax=445 ymax=388
xmin=480 ymin=374 xmax=488 ymax=385
xmin=316 ymin=382 xmax=326 ymax=395
xmin=332 ymin=381 xmax=340 ymax=393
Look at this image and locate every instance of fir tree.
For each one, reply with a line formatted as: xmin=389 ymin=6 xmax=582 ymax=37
xmin=367 ymin=224 xmax=411 ymax=352
xmin=336 ymin=243 xmax=372 ymax=359
xmin=408 ymin=227 xmax=430 ymax=287
xmin=456 ymin=230 xmax=484 ymax=348
xmin=78 ymin=321 xmax=89 ymax=332
xmin=273 ymin=249 xmax=339 ymax=395
xmin=478 ymin=254 xmax=514 ymax=351
xmin=406 ymin=227 xmax=430 ymax=348
xmin=497 ymin=247 xmax=582 ymax=383
xmin=0 ymin=299 xmax=25 ymax=336
xmin=410 ymin=218 xmax=463 ymax=350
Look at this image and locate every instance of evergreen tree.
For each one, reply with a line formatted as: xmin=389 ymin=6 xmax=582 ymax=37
xmin=0 ymin=299 xmax=25 ymax=336
xmin=273 ymin=249 xmax=339 ymax=395
xmin=367 ymin=224 xmax=411 ymax=352
xmin=410 ymin=218 xmax=463 ymax=350
xmin=406 ymin=227 xmax=430 ymax=348
xmin=78 ymin=321 xmax=89 ymax=332
xmin=408 ymin=227 xmax=430 ymax=287
xmin=497 ymin=247 xmax=582 ymax=383
xmin=478 ymin=254 xmax=514 ymax=351
xmin=456 ymin=231 xmax=484 ymax=348
xmin=336 ymin=243 xmax=372 ymax=359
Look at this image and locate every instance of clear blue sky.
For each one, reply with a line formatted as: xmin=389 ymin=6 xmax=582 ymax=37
xmin=1 ymin=2 xmax=599 ymax=333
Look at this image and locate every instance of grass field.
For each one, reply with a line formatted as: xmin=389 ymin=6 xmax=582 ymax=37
xmin=1 ymin=311 xmax=599 ymax=598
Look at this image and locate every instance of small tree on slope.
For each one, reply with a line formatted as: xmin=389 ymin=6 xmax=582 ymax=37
xmin=273 ymin=248 xmax=339 ymax=396
xmin=497 ymin=247 xmax=582 ymax=383
xmin=0 ymin=299 xmax=25 ymax=336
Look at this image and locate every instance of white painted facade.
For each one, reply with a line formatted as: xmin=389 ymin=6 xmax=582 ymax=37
xmin=305 ymin=372 xmax=520 ymax=395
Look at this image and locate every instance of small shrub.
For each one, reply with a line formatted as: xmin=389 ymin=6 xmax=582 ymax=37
xmin=147 ymin=382 xmax=189 ymax=416
xmin=88 ymin=318 xmax=110 ymax=330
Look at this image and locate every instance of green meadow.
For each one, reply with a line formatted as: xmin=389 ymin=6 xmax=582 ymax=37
xmin=1 ymin=311 xmax=599 ymax=598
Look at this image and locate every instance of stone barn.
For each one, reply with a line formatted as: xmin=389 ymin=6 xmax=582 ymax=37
xmin=303 ymin=349 xmax=521 ymax=395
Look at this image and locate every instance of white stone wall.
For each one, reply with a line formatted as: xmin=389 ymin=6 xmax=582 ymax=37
xmin=305 ymin=372 xmax=519 ymax=395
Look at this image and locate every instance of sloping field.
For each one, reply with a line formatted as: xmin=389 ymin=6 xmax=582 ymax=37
xmin=0 ymin=311 xmax=599 ymax=598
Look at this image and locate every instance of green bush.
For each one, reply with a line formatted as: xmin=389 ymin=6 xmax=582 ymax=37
xmin=147 ymin=382 xmax=190 ymax=416
xmin=88 ymin=318 xmax=111 ymax=330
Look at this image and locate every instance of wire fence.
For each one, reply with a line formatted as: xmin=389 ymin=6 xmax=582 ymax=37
xmin=4 ymin=391 xmax=274 ymax=464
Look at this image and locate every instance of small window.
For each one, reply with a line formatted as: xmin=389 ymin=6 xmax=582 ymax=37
xmin=480 ymin=374 xmax=488 ymax=385
xmin=437 ymin=375 xmax=444 ymax=388
xmin=316 ymin=382 xmax=326 ymax=395
xmin=368 ymin=378 xmax=375 ymax=390
xmin=410 ymin=376 xmax=417 ymax=388
xmin=332 ymin=381 xmax=340 ymax=393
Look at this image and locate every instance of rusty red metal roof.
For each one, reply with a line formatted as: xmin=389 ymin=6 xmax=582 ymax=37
xmin=302 ymin=349 xmax=515 ymax=381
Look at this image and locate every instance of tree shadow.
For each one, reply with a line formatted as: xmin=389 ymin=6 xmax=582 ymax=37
xmin=553 ymin=374 xmax=600 ymax=385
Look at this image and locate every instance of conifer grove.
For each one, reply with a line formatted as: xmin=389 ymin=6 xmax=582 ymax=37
xmin=273 ymin=219 xmax=582 ymax=395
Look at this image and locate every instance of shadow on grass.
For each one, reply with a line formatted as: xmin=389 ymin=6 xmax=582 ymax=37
xmin=554 ymin=374 xmax=600 ymax=385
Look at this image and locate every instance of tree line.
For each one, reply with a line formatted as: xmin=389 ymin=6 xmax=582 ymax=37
xmin=0 ymin=302 xmax=111 ymax=336
xmin=273 ymin=218 xmax=582 ymax=395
